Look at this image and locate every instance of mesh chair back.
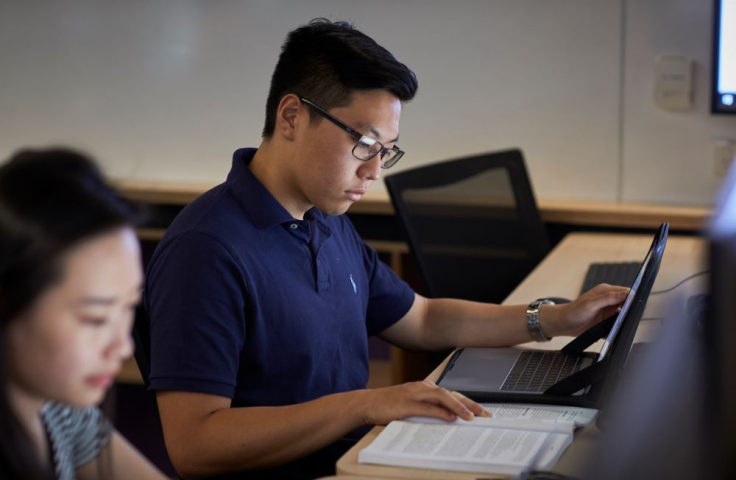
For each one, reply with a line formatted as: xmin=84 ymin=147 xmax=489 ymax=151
xmin=385 ymin=149 xmax=549 ymax=303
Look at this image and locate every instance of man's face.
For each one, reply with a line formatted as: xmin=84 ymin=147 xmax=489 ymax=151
xmin=291 ymin=89 xmax=401 ymax=216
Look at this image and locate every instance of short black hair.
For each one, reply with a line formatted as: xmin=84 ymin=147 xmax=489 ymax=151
xmin=0 ymin=148 xmax=142 ymax=324
xmin=262 ymin=18 xmax=418 ymax=138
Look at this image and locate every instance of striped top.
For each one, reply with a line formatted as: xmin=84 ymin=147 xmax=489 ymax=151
xmin=41 ymin=403 xmax=112 ymax=480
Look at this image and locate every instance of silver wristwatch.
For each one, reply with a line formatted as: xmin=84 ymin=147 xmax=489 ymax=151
xmin=526 ymin=299 xmax=554 ymax=342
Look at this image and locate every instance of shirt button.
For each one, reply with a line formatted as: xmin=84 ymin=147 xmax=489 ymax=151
xmin=290 ymin=224 xmax=298 ymax=229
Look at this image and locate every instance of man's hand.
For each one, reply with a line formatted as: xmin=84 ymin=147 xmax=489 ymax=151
xmin=359 ymin=380 xmax=490 ymax=426
xmin=543 ymin=283 xmax=629 ymax=338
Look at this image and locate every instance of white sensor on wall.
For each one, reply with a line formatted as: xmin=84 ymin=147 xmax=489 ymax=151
xmin=654 ymin=54 xmax=694 ymax=111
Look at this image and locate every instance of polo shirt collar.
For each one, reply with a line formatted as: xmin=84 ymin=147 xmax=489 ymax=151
xmin=226 ymin=148 xmax=328 ymax=230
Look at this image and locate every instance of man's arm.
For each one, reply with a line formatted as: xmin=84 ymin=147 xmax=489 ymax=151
xmin=77 ymin=431 xmax=167 ymax=480
xmin=379 ymin=284 xmax=629 ymax=352
xmin=157 ymin=384 xmax=488 ymax=478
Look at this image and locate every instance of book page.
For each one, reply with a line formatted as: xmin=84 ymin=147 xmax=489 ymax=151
xmin=481 ymin=404 xmax=598 ymax=427
xmin=405 ymin=415 xmax=574 ymax=434
xmin=359 ymin=420 xmax=571 ymax=475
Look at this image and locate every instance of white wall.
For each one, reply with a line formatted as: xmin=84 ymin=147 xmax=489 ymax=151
xmin=0 ymin=0 xmax=733 ymax=206
xmin=622 ymin=0 xmax=736 ymax=205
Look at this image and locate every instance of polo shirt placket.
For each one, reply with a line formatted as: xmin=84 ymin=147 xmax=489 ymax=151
xmin=284 ymin=214 xmax=333 ymax=292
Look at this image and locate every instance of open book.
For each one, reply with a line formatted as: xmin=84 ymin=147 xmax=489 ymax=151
xmin=359 ymin=404 xmax=597 ymax=476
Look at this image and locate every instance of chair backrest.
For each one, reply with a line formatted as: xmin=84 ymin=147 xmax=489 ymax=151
xmin=132 ymin=303 xmax=152 ymax=388
xmin=385 ymin=149 xmax=550 ymax=303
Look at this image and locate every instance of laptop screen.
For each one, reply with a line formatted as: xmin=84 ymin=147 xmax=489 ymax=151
xmin=596 ymin=223 xmax=669 ymax=362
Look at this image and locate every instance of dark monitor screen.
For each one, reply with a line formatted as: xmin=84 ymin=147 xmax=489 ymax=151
xmin=707 ymin=158 xmax=736 ymax=476
xmin=712 ymin=0 xmax=736 ymax=114
xmin=580 ymin=168 xmax=736 ymax=480
xmin=596 ymin=224 xmax=666 ymax=363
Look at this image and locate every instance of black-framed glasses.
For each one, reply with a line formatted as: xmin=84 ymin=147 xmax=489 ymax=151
xmin=300 ymin=98 xmax=404 ymax=169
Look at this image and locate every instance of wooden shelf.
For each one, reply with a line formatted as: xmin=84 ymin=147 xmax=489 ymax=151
xmin=537 ymin=198 xmax=710 ymax=230
xmin=115 ymin=179 xmax=712 ymax=231
xmin=117 ymin=357 xmax=144 ymax=385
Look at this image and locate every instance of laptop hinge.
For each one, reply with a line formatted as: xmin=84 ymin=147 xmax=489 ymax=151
xmin=561 ymin=314 xmax=617 ymax=356
xmin=544 ymin=357 xmax=610 ymax=395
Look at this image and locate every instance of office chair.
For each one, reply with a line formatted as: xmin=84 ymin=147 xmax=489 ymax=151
xmin=385 ymin=149 xmax=551 ymax=304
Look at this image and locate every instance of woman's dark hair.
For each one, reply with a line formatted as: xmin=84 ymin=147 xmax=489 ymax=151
xmin=262 ymin=18 xmax=418 ymax=138
xmin=0 ymin=148 xmax=141 ymax=479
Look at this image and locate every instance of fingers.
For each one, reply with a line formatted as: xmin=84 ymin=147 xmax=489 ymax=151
xmin=450 ymin=391 xmax=491 ymax=418
xmin=594 ymin=290 xmax=629 ymax=309
xmin=411 ymin=382 xmax=489 ymax=422
xmin=580 ymin=285 xmax=628 ymax=309
xmin=590 ymin=283 xmax=630 ymax=295
xmin=559 ymin=285 xmax=630 ymax=336
xmin=414 ymin=383 xmax=473 ymax=421
xmin=365 ymin=382 xmax=492 ymax=426
xmin=416 ymin=392 xmax=491 ymax=422
xmin=414 ymin=402 xmax=463 ymax=422
xmin=427 ymin=385 xmax=490 ymax=421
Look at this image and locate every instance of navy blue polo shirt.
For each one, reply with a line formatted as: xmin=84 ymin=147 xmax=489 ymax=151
xmin=145 ymin=148 xmax=415 ymax=409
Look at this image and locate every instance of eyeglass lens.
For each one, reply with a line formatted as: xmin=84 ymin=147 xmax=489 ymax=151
xmin=353 ymin=140 xmax=402 ymax=168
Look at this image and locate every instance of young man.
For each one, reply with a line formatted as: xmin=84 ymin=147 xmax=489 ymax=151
xmin=145 ymin=19 xmax=627 ymax=479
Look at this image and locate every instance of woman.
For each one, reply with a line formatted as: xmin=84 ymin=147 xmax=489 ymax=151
xmin=0 ymin=148 xmax=166 ymax=479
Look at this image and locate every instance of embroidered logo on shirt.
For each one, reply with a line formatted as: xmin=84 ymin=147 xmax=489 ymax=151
xmin=350 ymin=274 xmax=357 ymax=293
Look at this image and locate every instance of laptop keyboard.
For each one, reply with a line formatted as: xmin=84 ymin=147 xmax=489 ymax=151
xmin=580 ymin=261 xmax=640 ymax=294
xmin=500 ymin=351 xmax=586 ymax=393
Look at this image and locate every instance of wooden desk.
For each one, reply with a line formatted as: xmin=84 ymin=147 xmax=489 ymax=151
xmin=336 ymin=232 xmax=707 ymax=479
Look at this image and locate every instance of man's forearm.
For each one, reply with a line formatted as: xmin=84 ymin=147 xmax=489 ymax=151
xmin=380 ymin=294 xmax=543 ymax=352
xmin=422 ymin=298 xmax=534 ymax=349
xmin=159 ymin=390 xmax=367 ymax=478
xmin=403 ymin=287 xmax=623 ymax=351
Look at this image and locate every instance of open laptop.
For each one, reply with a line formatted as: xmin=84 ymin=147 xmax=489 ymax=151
xmin=436 ymin=222 xmax=669 ymax=408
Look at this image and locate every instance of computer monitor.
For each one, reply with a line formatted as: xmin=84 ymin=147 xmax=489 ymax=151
xmin=595 ymin=224 xmax=667 ymax=364
xmin=706 ymin=153 xmax=736 ymax=477
xmin=581 ymin=164 xmax=736 ymax=480
xmin=580 ymin=290 xmax=709 ymax=480
xmin=712 ymin=0 xmax=736 ymax=114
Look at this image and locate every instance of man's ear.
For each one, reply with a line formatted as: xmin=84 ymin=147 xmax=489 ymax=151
xmin=274 ymin=94 xmax=302 ymax=141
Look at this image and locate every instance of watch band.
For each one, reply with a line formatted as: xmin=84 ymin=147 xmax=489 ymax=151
xmin=527 ymin=299 xmax=554 ymax=342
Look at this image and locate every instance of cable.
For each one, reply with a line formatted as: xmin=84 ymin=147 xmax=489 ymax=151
xmin=649 ymin=270 xmax=710 ymax=295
